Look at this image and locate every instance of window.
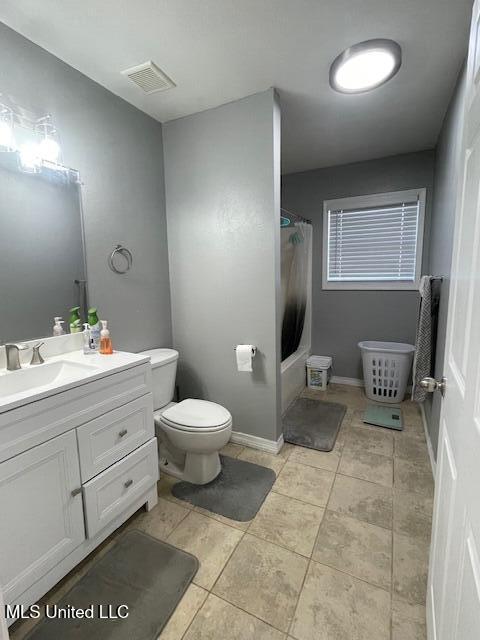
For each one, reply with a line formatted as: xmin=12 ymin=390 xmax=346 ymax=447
xmin=322 ymin=188 xmax=426 ymax=290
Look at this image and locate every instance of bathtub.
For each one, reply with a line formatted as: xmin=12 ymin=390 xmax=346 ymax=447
xmin=281 ymin=344 xmax=310 ymax=414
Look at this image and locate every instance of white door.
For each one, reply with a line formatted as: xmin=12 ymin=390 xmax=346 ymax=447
xmin=0 ymin=430 xmax=85 ymax=605
xmin=427 ymin=2 xmax=480 ymax=638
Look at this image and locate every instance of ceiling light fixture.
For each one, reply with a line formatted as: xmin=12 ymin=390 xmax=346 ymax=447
xmin=329 ymin=39 xmax=402 ymax=94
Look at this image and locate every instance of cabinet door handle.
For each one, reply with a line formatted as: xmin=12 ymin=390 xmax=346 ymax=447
xmin=119 ymin=429 xmax=128 ymax=437
xmin=124 ymin=479 xmax=133 ymax=488
xmin=71 ymin=487 xmax=82 ymax=497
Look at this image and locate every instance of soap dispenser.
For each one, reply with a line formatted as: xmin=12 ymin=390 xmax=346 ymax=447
xmin=99 ymin=320 xmax=113 ymax=355
xmin=53 ymin=317 xmax=65 ymax=336
xmin=83 ymin=323 xmax=94 ymax=355
xmin=69 ymin=307 xmax=82 ymax=333
xmin=87 ymin=307 xmax=101 ymax=351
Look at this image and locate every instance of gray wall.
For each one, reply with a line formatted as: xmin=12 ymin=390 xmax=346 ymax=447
xmin=282 ymin=151 xmax=435 ymax=379
xmin=164 ymin=90 xmax=282 ymax=443
xmin=0 ymin=23 xmax=171 ymax=351
xmin=425 ymin=66 xmax=466 ymax=457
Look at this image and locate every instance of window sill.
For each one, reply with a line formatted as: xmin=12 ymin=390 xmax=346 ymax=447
xmin=322 ymin=281 xmax=420 ymax=291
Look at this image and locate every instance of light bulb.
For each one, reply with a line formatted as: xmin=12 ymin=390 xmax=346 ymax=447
xmin=19 ymin=142 xmax=41 ymax=170
xmin=38 ymin=136 xmax=60 ymax=163
xmin=335 ymin=50 xmax=396 ymax=92
xmin=0 ymin=121 xmax=14 ymax=149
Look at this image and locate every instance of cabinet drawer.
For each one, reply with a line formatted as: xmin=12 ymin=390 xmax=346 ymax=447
xmin=0 ymin=363 xmax=151 ymax=464
xmin=77 ymin=394 xmax=154 ymax=482
xmin=83 ymin=438 xmax=158 ymax=538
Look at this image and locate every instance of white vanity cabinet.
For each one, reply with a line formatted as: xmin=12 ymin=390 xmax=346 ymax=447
xmin=0 ymin=430 xmax=85 ymax=605
xmin=0 ymin=353 xmax=158 ymax=623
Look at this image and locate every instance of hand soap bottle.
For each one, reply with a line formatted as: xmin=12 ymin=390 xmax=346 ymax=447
xmin=83 ymin=323 xmax=94 ymax=355
xmin=88 ymin=307 xmax=101 ymax=351
xmin=69 ymin=307 xmax=82 ymax=333
xmin=99 ymin=320 xmax=113 ymax=355
xmin=53 ymin=317 xmax=65 ymax=336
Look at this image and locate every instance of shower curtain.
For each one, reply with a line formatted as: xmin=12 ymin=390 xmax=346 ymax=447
xmin=281 ymin=222 xmax=312 ymax=361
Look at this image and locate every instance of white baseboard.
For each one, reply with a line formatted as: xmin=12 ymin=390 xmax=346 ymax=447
xmin=420 ymin=403 xmax=436 ymax=478
xmin=230 ymin=430 xmax=284 ymax=455
xmin=330 ymin=376 xmax=413 ymax=395
xmin=330 ymin=376 xmax=364 ymax=387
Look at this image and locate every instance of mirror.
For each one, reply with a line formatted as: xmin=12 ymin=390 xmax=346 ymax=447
xmin=0 ymin=153 xmax=87 ymax=344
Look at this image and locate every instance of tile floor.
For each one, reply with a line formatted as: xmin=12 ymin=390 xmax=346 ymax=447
xmin=10 ymin=384 xmax=433 ymax=640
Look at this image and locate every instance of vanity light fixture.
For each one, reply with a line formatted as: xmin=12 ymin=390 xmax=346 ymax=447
xmin=0 ymin=104 xmax=14 ymax=150
xmin=19 ymin=141 xmax=41 ymax=171
xmin=329 ymin=39 xmax=402 ymax=94
xmin=38 ymin=136 xmax=60 ymax=163
xmin=0 ymin=95 xmax=78 ymax=181
xmin=0 ymin=120 xmax=14 ymax=149
xmin=36 ymin=115 xmax=61 ymax=163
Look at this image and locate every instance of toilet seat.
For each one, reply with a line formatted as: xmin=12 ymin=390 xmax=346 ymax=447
xmin=156 ymin=399 xmax=232 ymax=433
xmin=159 ymin=415 xmax=231 ymax=433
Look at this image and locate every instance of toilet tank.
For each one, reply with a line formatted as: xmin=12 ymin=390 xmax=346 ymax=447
xmin=139 ymin=348 xmax=179 ymax=411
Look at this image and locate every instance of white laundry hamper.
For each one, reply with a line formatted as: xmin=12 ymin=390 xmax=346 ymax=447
xmin=358 ymin=341 xmax=415 ymax=403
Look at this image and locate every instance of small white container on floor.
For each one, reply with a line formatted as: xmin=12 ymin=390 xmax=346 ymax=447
xmin=306 ymin=356 xmax=332 ymax=390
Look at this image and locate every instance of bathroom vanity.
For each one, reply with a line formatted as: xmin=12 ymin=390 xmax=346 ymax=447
xmin=0 ymin=338 xmax=158 ymax=624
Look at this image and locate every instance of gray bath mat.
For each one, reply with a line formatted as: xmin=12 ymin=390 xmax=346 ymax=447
xmin=172 ymin=455 xmax=276 ymax=521
xmin=25 ymin=530 xmax=198 ymax=640
xmin=283 ymin=397 xmax=346 ymax=451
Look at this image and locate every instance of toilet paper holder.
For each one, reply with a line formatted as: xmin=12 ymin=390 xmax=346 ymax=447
xmin=234 ymin=346 xmax=257 ymax=356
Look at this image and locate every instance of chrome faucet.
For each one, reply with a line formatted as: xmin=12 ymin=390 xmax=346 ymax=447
xmin=30 ymin=342 xmax=45 ymax=365
xmin=4 ymin=343 xmax=29 ymax=371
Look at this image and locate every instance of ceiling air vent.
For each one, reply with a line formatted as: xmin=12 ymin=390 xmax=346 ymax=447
xmin=121 ymin=61 xmax=175 ymax=94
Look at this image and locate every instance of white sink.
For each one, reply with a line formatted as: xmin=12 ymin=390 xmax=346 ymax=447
xmin=0 ymin=348 xmax=150 ymax=414
xmin=0 ymin=360 xmax=100 ymax=400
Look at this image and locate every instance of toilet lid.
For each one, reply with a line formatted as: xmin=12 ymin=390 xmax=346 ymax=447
xmin=161 ymin=399 xmax=232 ymax=429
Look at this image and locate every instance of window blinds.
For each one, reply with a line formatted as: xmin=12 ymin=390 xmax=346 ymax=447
xmin=327 ymin=200 xmax=420 ymax=282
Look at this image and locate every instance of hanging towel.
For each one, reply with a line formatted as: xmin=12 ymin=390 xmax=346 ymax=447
xmin=412 ymin=276 xmax=439 ymax=402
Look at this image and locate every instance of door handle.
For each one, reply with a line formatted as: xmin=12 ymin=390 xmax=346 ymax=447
xmin=419 ymin=376 xmax=447 ymax=397
xmin=71 ymin=487 xmax=82 ymax=497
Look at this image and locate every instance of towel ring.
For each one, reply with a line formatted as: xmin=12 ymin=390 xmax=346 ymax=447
xmin=108 ymin=244 xmax=133 ymax=274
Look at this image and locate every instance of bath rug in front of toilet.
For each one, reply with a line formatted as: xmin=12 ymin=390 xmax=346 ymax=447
xmin=283 ymin=397 xmax=346 ymax=451
xmin=24 ymin=530 xmax=198 ymax=640
xmin=172 ymin=455 xmax=276 ymax=521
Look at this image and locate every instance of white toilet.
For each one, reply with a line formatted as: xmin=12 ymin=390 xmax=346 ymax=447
xmin=141 ymin=348 xmax=232 ymax=485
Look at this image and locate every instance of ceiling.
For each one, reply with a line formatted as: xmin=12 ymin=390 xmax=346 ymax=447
xmin=0 ymin=0 xmax=472 ymax=174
